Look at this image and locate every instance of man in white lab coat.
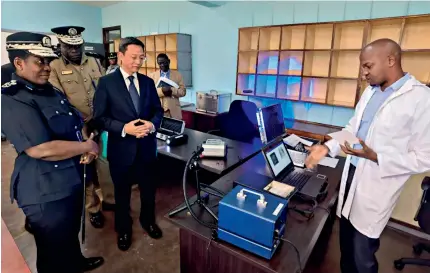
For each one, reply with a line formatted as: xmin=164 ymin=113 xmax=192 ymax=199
xmin=305 ymin=38 xmax=430 ymax=273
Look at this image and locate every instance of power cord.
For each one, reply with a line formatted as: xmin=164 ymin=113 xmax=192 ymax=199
xmin=277 ymin=237 xmax=302 ymax=273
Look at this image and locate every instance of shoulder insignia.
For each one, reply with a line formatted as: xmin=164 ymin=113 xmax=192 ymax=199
xmin=1 ymin=80 xmax=17 ymax=88
xmin=1 ymin=80 xmax=20 ymax=95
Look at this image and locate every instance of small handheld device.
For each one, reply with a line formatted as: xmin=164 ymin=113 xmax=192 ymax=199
xmin=202 ymin=139 xmax=226 ymax=158
xmin=156 ymin=117 xmax=186 ymax=142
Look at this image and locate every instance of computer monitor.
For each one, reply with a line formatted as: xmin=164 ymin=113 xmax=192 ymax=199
xmin=263 ymin=140 xmax=293 ymax=177
xmin=256 ymin=103 xmax=286 ymax=144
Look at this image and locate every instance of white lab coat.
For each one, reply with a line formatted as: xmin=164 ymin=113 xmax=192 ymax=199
xmin=325 ymin=76 xmax=430 ymax=239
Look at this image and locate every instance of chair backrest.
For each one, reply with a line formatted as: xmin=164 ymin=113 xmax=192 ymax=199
xmin=416 ymin=177 xmax=430 ymax=233
xmin=219 ymin=100 xmax=259 ymax=143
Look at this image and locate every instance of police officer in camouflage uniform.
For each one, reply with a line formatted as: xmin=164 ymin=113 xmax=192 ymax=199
xmin=49 ymin=26 xmax=115 ymax=229
xmin=1 ymin=31 xmax=104 ymax=273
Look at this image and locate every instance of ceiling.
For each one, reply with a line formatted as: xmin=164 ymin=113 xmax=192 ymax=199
xmin=73 ymin=1 xmax=123 ymax=8
xmin=72 ymin=0 xmax=226 ymax=8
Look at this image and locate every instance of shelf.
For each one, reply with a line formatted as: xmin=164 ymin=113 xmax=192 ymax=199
xmin=257 ymin=51 xmax=279 ymax=74
xmin=259 ymin=27 xmax=281 ymax=50
xmin=146 ymin=52 xmax=156 ymax=68
xmin=303 ymin=51 xmax=331 ymax=77
xmin=279 ymin=51 xmax=303 ymax=76
xmin=401 ymin=17 xmax=430 ymax=50
xmin=146 ymin=68 xmax=156 ymax=75
xmin=327 ymin=78 xmax=357 ymax=108
xmin=300 ymin=77 xmax=328 ymax=103
xmin=239 ymin=28 xmax=259 ymax=51
xmin=305 ymin=24 xmax=333 ymax=50
xmin=402 ymin=52 xmax=430 ymax=83
xmin=165 ymin=34 xmax=177 ymax=51
xmin=330 ymin=51 xmax=360 ymax=78
xmin=277 ymin=76 xmax=301 ymax=100
xmin=359 ymin=80 xmax=369 ymax=98
xmin=165 ymin=52 xmax=177 ymax=70
xmin=256 ymin=75 xmax=277 ymax=98
xmin=281 ymin=25 xmax=306 ymax=50
xmin=139 ymin=67 xmax=147 ymax=75
xmin=155 ymin=35 xmax=166 ymax=52
xmin=333 ymin=22 xmax=365 ymax=49
xmin=145 ymin=36 xmax=155 ymax=51
xmin=138 ymin=36 xmax=145 ymax=47
xmin=237 ymin=74 xmax=256 ymax=95
xmin=367 ymin=19 xmax=403 ymax=44
xmin=238 ymin=52 xmax=257 ymax=74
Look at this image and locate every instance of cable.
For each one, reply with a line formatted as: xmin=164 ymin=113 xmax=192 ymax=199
xmin=277 ymin=237 xmax=302 ymax=273
xmin=182 ymin=146 xmax=219 ymax=230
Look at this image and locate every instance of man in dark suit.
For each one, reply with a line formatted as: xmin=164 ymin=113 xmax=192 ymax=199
xmin=93 ymin=37 xmax=164 ymax=251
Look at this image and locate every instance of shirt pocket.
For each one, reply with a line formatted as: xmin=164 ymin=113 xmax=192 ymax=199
xmin=38 ymin=159 xmax=81 ymax=196
xmin=59 ymin=74 xmax=80 ymax=94
xmin=40 ymin=106 xmax=81 ymax=140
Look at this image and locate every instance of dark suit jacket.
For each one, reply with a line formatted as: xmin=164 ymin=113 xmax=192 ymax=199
xmin=93 ymin=69 xmax=163 ymax=166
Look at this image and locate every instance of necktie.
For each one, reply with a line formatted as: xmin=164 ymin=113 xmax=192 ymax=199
xmin=128 ymin=75 xmax=140 ymax=113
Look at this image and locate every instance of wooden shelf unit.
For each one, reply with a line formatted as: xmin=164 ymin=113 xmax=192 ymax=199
xmin=114 ymin=33 xmax=192 ymax=87
xmin=235 ymin=14 xmax=430 ymax=108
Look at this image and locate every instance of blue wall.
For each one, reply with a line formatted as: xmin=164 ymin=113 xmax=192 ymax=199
xmin=1 ymin=1 xmax=102 ymax=43
xmin=102 ymin=1 xmax=430 ymax=127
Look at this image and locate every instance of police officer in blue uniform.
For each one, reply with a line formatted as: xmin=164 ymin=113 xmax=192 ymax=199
xmin=1 ymin=32 xmax=104 ymax=273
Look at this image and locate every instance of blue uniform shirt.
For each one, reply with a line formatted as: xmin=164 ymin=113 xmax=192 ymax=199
xmin=351 ymin=73 xmax=411 ymax=166
xmin=160 ymin=70 xmax=170 ymax=79
xmin=1 ymin=74 xmax=84 ymax=207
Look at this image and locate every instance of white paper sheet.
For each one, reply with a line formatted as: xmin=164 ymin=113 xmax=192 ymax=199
xmin=318 ymin=157 xmax=339 ymax=168
xmin=328 ymin=130 xmax=360 ymax=145
xmin=283 ymin=134 xmax=313 ymax=147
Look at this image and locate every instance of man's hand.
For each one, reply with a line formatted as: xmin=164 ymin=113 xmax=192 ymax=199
xmin=124 ymin=119 xmax=148 ymax=137
xmin=136 ymin=120 xmax=154 ymax=138
xmin=305 ymin=144 xmax=329 ymax=169
xmin=162 ymin=86 xmax=172 ymax=97
xmin=341 ymin=139 xmax=378 ymax=163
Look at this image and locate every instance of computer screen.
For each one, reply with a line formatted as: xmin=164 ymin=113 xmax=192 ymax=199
xmin=160 ymin=117 xmax=184 ymax=134
xmin=259 ymin=103 xmax=285 ymax=144
xmin=265 ymin=142 xmax=292 ymax=177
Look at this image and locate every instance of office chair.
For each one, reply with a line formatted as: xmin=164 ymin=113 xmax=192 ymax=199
xmin=208 ymin=100 xmax=260 ymax=143
xmin=394 ymin=176 xmax=430 ymax=270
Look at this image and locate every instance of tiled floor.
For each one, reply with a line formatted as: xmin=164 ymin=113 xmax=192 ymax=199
xmin=1 ymin=141 xmax=429 ymax=273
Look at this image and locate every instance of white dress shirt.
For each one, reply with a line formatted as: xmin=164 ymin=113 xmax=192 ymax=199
xmin=119 ymin=67 xmax=155 ymax=137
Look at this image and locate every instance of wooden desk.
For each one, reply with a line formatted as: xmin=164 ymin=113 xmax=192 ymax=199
xmin=166 ymin=153 xmax=345 ymax=273
xmin=157 ymin=128 xmax=262 ymax=176
xmin=181 ymin=105 xmax=228 ymax=133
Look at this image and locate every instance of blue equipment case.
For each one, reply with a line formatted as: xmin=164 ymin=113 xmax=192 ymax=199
xmin=217 ymin=185 xmax=289 ymax=259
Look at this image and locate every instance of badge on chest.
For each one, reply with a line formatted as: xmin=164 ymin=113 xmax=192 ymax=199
xmin=61 ymin=70 xmax=73 ymax=75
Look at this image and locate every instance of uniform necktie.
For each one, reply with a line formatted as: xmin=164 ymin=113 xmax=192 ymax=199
xmin=128 ymin=75 xmax=140 ymax=113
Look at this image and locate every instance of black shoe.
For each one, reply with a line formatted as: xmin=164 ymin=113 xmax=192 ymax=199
xmin=89 ymin=211 xmax=104 ymax=229
xmin=102 ymin=201 xmax=115 ymax=212
xmin=24 ymin=217 xmax=33 ymax=234
xmin=117 ymin=232 xmax=132 ymax=251
xmin=81 ymin=256 xmax=104 ymax=272
xmin=142 ymin=223 xmax=163 ymax=239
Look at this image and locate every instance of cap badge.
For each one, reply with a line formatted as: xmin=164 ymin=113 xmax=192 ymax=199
xmin=68 ymin=28 xmax=77 ymax=36
xmin=42 ymin=36 xmax=52 ymax=47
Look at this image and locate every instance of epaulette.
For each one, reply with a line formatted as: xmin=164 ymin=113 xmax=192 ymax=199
xmin=1 ymin=80 xmax=21 ymax=95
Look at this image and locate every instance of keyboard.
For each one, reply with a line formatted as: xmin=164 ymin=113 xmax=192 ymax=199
xmin=284 ymin=172 xmax=312 ymax=191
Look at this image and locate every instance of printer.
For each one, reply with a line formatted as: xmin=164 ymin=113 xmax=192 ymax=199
xmin=217 ymin=185 xmax=289 ymax=259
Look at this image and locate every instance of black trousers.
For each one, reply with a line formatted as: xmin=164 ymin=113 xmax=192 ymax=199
xmin=21 ymin=188 xmax=84 ymax=273
xmin=340 ymin=164 xmax=380 ymax=273
xmin=109 ymin=150 xmax=157 ymax=234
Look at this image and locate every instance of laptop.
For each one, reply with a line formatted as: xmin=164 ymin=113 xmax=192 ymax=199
xmin=234 ymin=138 xmax=328 ymax=200
xmin=156 ymin=117 xmax=185 ymax=141
xmin=256 ymin=103 xmax=286 ymax=144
